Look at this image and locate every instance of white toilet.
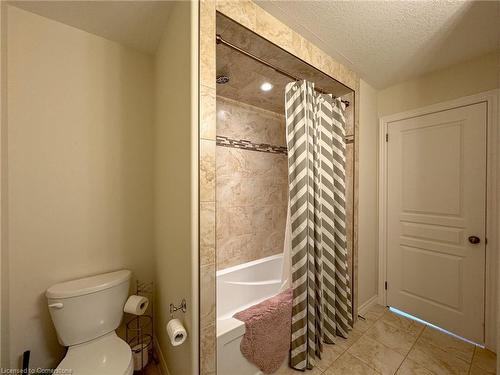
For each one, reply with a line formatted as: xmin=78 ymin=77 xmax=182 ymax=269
xmin=46 ymin=270 xmax=134 ymax=375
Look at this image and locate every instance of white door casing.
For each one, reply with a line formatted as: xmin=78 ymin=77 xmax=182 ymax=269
xmin=386 ymin=103 xmax=486 ymax=344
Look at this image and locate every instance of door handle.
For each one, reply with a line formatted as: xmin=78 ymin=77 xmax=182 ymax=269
xmin=468 ymin=236 xmax=481 ymax=244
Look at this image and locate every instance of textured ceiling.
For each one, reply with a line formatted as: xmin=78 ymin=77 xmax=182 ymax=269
xmin=10 ymin=1 xmax=173 ymax=54
xmin=216 ymin=13 xmax=353 ymax=114
xmin=256 ymin=1 xmax=500 ymax=89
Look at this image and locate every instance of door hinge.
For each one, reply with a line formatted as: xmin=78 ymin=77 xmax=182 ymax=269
xmin=385 ymin=281 xmax=388 ymax=290
xmin=385 ymin=133 xmax=389 ymax=142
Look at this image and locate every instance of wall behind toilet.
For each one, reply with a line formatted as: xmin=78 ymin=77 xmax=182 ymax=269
xmin=4 ymin=6 xmax=154 ymax=368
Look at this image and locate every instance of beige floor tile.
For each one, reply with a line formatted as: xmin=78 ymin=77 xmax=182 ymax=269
xmin=323 ymin=352 xmax=380 ymax=375
xmin=395 ymin=358 xmax=434 ymax=375
xmin=365 ymin=320 xmax=418 ymax=356
xmin=379 ymin=311 xmax=425 ymax=337
xmin=275 ymin=364 xmax=323 ymax=375
xmin=418 ymin=326 xmax=475 ymax=363
xmin=367 ymin=304 xmax=389 ymax=319
xmin=407 ymin=340 xmax=469 ymax=375
xmin=469 ymin=364 xmax=495 ymax=375
xmin=355 ymin=311 xmax=383 ymax=332
xmin=274 ymin=359 xmax=291 ymax=374
xmin=348 ymin=336 xmax=405 ymax=375
xmin=472 ymin=347 xmax=497 ymax=373
xmin=334 ymin=329 xmax=364 ymax=351
xmin=310 ymin=368 xmax=323 ymax=375
xmin=316 ymin=344 xmax=345 ymax=371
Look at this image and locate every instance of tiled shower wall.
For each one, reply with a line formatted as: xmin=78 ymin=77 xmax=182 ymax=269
xmin=216 ymin=96 xmax=288 ymax=270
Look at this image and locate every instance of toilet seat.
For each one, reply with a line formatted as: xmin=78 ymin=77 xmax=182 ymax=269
xmin=56 ymin=332 xmax=133 ymax=375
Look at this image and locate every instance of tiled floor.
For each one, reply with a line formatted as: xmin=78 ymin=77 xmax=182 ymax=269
xmin=277 ymin=304 xmax=497 ymax=375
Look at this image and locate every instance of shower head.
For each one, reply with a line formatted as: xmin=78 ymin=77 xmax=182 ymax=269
xmin=216 ymin=75 xmax=230 ymax=84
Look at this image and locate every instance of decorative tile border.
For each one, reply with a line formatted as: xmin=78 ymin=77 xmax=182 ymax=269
xmin=216 ymin=135 xmax=287 ymax=155
xmin=217 ymin=135 xmax=352 ymax=155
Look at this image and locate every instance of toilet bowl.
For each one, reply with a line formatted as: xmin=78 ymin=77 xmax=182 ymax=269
xmin=56 ymin=332 xmax=133 ymax=375
xmin=46 ymin=270 xmax=133 ymax=375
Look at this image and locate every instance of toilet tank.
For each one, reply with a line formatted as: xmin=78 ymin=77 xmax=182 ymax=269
xmin=46 ymin=270 xmax=131 ymax=346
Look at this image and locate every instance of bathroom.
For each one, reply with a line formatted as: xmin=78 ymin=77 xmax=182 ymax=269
xmin=1 ymin=1 xmax=500 ymax=375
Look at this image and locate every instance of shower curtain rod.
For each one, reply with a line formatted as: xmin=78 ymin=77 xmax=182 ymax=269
xmin=216 ymin=34 xmax=350 ymax=107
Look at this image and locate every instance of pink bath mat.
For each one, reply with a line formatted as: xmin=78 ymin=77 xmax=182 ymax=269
xmin=233 ymin=288 xmax=293 ymax=374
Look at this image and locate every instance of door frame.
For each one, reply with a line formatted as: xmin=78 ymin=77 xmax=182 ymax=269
xmin=378 ymin=89 xmax=499 ymax=350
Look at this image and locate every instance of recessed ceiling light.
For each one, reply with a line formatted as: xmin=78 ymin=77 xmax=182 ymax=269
xmin=260 ymin=82 xmax=273 ymax=92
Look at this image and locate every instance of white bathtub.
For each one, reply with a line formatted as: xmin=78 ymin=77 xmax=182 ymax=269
xmin=217 ymin=254 xmax=286 ymax=375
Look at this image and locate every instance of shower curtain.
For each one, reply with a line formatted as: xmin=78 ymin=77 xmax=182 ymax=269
xmin=283 ymin=80 xmax=352 ymax=371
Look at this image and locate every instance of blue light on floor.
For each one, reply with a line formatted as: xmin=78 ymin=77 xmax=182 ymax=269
xmin=389 ymin=307 xmax=484 ymax=348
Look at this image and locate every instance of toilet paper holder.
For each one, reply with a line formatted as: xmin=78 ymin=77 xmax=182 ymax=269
xmin=169 ymin=299 xmax=187 ymax=316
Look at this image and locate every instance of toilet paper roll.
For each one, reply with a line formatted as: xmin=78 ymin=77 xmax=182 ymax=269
xmin=124 ymin=295 xmax=149 ymax=315
xmin=166 ymin=318 xmax=187 ymax=347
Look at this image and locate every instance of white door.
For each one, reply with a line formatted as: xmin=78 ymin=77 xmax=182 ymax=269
xmin=386 ymin=102 xmax=487 ymax=344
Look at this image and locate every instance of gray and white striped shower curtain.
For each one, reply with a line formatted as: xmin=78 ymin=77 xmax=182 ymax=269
xmin=285 ymin=80 xmax=352 ymax=371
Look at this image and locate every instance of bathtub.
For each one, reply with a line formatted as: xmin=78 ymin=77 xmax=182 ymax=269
xmin=217 ymin=254 xmax=286 ymax=375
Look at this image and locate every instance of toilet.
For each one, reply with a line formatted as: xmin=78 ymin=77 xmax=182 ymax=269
xmin=46 ymin=270 xmax=133 ymax=375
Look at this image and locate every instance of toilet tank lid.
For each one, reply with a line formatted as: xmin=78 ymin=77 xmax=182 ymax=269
xmin=46 ymin=270 xmax=131 ymax=299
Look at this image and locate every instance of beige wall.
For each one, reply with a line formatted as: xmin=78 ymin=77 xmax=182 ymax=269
xmin=378 ymin=52 xmax=500 ymax=117
xmin=216 ymin=97 xmax=287 ymax=270
xmin=5 ymin=6 xmax=154 ymax=369
xmin=358 ymin=80 xmax=379 ymax=308
xmin=154 ymin=2 xmax=198 ymax=375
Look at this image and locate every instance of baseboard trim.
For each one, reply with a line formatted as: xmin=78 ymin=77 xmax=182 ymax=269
xmin=154 ymin=336 xmax=170 ymax=375
xmin=358 ymin=295 xmax=379 ymax=316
